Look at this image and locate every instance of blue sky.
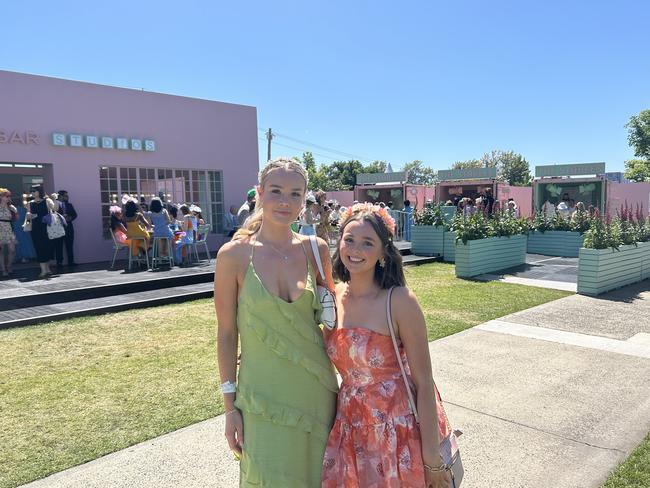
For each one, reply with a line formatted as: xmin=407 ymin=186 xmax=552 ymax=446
xmin=2 ymin=0 xmax=648 ymax=173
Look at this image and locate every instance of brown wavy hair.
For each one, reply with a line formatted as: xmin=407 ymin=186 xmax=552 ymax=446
xmin=333 ymin=206 xmax=406 ymax=289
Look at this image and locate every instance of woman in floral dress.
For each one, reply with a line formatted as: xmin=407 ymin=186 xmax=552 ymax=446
xmin=322 ymin=203 xmax=451 ymax=488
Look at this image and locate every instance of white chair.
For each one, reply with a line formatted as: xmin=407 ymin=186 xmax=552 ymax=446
xmin=151 ymin=236 xmax=174 ymax=270
xmin=110 ymin=228 xmax=129 ymax=269
xmin=192 ymin=224 xmax=212 ymax=263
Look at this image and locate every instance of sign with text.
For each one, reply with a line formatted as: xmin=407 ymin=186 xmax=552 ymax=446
xmin=438 ymin=167 xmax=497 ymax=181
xmin=52 ymin=132 xmax=155 ymax=152
xmin=535 ymin=162 xmax=605 ymax=178
xmin=0 ymin=129 xmax=39 ymax=145
xmin=356 ymin=171 xmax=407 ymax=185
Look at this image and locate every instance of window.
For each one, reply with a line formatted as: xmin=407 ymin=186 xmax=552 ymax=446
xmin=99 ymin=166 xmax=224 ymax=239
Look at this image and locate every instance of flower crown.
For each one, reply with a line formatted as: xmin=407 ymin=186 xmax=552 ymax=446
xmin=341 ymin=202 xmax=396 ymax=236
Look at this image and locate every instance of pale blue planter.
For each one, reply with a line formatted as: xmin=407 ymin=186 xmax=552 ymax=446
xmin=411 ymin=225 xmax=445 ymax=256
xmin=527 ymin=231 xmax=584 ymax=257
xmin=455 ymin=234 xmax=527 ymax=278
xmin=577 ymin=242 xmax=650 ymax=296
xmin=443 ymin=231 xmax=457 ymax=262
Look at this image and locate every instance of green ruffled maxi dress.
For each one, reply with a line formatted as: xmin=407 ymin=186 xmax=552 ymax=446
xmin=235 ymin=252 xmax=338 ymax=487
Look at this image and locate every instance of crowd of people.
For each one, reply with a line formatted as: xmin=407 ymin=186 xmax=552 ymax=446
xmin=110 ymin=195 xmax=206 ymax=268
xmin=0 ymin=186 xmax=77 ymax=278
xmin=541 ymin=192 xmax=589 ymax=219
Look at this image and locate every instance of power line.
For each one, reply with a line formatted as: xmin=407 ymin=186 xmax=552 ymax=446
xmin=257 ymin=128 xmax=377 ymax=163
xmin=257 ymin=137 xmax=346 ymax=162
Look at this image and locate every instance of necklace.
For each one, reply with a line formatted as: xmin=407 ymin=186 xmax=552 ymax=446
xmin=260 ymin=236 xmax=295 ymax=261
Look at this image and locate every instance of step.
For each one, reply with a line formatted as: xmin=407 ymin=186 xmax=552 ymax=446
xmin=0 ymin=282 xmax=214 ymax=329
xmin=0 ymin=264 xmax=214 ymax=312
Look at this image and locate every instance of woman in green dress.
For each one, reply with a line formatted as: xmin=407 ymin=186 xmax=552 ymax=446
xmin=215 ymin=158 xmax=338 ymax=487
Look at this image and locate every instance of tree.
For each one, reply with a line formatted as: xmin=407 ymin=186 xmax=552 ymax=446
xmin=624 ymin=158 xmax=650 ymax=182
xmin=402 ymin=160 xmax=436 ymax=185
xmin=322 ymin=160 xmax=366 ymax=190
xmin=299 ymin=152 xmax=328 ymax=190
xmin=626 ymin=109 xmax=650 ymax=159
xmin=363 ymin=160 xmax=388 ymax=174
xmin=452 ymin=150 xmax=531 ymax=186
xmin=498 ymin=151 xmax=531 ymax=186
xmin=452 ymin=159 xmax=482 ymax=169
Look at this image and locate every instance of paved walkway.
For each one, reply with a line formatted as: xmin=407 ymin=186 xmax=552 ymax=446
xmin=22 ymin=281 xmax=650 ymax=488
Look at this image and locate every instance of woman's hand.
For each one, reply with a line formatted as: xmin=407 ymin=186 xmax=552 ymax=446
xmin=224 ymin=409 xmax=244 ymax=457
xmin=26 ymin=212 xmax=33 ymax=220
xmin=425 ymin=465 xmax=451 ymax=488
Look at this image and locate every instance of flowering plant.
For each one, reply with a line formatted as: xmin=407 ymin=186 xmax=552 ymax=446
xmin=340 ymin=202 xmax=396 ymax=236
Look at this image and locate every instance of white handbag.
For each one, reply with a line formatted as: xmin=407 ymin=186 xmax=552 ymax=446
xmin=47 ymin=212 xmax=66 ymax=240
xmin=309 ymin=235 xmax=337 ymax=330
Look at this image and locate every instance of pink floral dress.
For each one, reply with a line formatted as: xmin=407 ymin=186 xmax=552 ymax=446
xmin=322 ymin=327 xmax=426 ymax=487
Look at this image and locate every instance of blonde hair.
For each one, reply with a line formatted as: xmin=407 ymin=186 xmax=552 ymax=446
xmin=233 ymin=157 xmax=308 ymax=239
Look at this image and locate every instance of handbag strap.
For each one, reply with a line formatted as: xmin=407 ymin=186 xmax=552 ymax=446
xmin=309 ymin=235 xmax=325 ymax=281
xmin=386 ymin=287 xmax=454 ymax=437
xmin=386 ymin=286 xmax=420 ymax=424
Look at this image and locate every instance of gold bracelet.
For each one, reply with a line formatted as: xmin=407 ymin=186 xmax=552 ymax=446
xmin=423 ymin=463 xmax=447 ymax=473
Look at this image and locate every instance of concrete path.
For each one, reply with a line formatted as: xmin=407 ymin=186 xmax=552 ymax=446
xmin=22 ymin=281 xmax=650 ymax=488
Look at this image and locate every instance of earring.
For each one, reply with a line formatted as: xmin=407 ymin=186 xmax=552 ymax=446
xmin=379 ymin=258 xmax=386 ymax=268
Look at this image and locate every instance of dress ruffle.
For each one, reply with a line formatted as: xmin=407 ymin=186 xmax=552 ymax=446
xmin=323 ymin=414 xmax=425 ymax=488
xmin=239 ymin=264 xmax=339 ymax=393
xmin=236 ymin=384 xmax=333 ymax=440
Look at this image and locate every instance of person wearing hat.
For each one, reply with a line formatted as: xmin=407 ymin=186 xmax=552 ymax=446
xmin=237 ymin=188 xmax=256 ymax=227
xmin=298 ymin=194 xmax=320 ymax=235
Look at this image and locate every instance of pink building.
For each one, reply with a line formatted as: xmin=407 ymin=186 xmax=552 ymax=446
xmin=0 ymin=70 xmax=259 ymax=264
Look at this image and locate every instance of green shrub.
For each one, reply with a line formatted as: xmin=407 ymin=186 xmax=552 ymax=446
xmin=414 ymin=202 xmax=446 ymax=227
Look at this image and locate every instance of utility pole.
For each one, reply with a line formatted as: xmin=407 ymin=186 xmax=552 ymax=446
xmin=266 ymin=128 xmax=273 ymax=162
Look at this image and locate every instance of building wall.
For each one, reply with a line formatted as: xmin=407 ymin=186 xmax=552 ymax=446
xmin=324 ymin=190 xmax=354 ymax=206
xmin=608 ymin=181 xmax=650 ymax=216
xmin=500 ymin=185 xmax=533 ymax=218
xmin=0 ymin=70 xmax=259 ymax=263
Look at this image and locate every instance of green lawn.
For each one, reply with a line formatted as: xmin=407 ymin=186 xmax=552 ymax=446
xmin=602 ymin=433 xmax=650 ymax=488
xmin=0 ymin=262 xmax=570 ymax=487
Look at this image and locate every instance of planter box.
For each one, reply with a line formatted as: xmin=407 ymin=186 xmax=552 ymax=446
xmin=578 ymin=243 xmax=650 ymax=296
xmin=443 ymin=231 xmax=457 ymax=262
xmin=527 ymin=231 xmax=584 ymax=257
xmin=411 ymin=225 xmax=445 ymax=256
xmin=643 ymin=242 xmax=650 ymax=280
xmin=455 ymin=234 xmax=527 ymax=278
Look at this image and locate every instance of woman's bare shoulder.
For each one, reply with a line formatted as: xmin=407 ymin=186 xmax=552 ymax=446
xmin=217 ymin=237 xmax=252 ymax=265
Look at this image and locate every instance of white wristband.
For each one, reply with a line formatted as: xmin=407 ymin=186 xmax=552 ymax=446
xmin=221 ymin=380 xmax=237 ymax=394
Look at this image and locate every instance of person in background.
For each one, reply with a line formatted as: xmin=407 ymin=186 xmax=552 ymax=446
xmin=149 ymin=197 xmax=174 ymax=258
xmin=568 ymin=199 xmax=576 ymax=215
xmin=329 ymin=202 xmax=341 ymax=227
xmin=224 ymin=205 xmax=239 ymax=238
xmin=444 ymin=200 xmax=454 ymax=206
xmin=463 ymin=197 xmax=476 ymax=218
xmin=484 ymin=188 xmax=495 ymax=215
xmin=26 ymin=185 xmax=56 ymax=278
xmin=110 ymin=206 xmax=130 ymax=248
xmin=57 ymin=190 xmax=77 ymax=266
xmin=403 ymin=199 xmax=413 ymax=241
xmin=237 ymin=189 xmax=256 ymax=227
xmin=299 ymin=195 xmax=320 ymax=235
xmin=542 ymin=199 xmax=556 ymax=219
xmin=556 ymin=193 xmax=571 ymax=219
xmin=124 ymin=200 xmax=151 ymax=258
xmin=13 ymin=202 xmax=35 ymax=263
xmin=506 ymin=198 xmax=519 ymax=218
xmin=0 ymin=188 xmax=18 ymax=276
